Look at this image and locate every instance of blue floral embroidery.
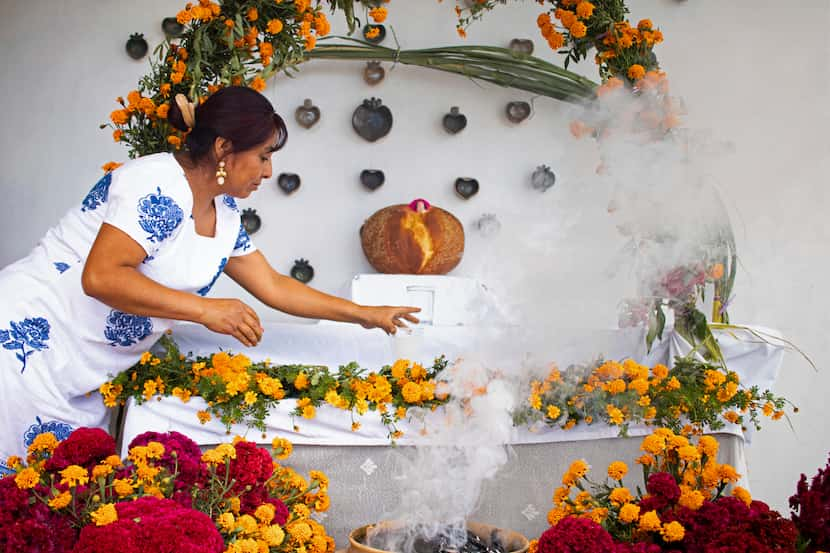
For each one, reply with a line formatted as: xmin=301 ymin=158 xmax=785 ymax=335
xmin=223 ymin=195 xmax=238 ymax=211
xmin=137 ymin=186 xmax=184 ymax=243
xmin=81 ymin=173 xmax=112 ymax=212
xmin=53 ymin=262 xmax=70 ymax=273
xmin=234 ymin=223 xmax=252 ymax=252
xmin=1 ymin=317 xmax=51 ymax=373
xmin=23 ymin=417 xmax=73 ymax=447
xmin=197 ymin=257 xmax=228 ymax=296
xmin=0 ymin=462 xmax=12 ymax=476
xmin=104 ymin=310 xmax=153 ymax=347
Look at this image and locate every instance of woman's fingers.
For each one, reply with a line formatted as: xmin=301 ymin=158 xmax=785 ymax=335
xmin=402 ymin=313 xmax=420 ymax=324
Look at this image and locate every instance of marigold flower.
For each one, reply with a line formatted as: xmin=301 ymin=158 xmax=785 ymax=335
xmin=607 ymin=461 xmax=628 ymax=480
xmin=351 ymin=421 xmax=361 ymax=431
xmin=14 ymin=467 xmax=39 ymax=489
xmin=575 ymin=1 xmax=594 ymax=19
xmin=546 ymin=405 xmax=561 ymax=420
xmin=609 ymin=487 xmax=633 ymax=505
xmin=661 ymin=521 xmax=684 ymax=542
xmin=570 ymin=21 xmax=587 ymax=38
xmin=197 ymin=410 xmax=211 ymax=423
xmin=60 ymin=465 xmax=89 ymax=488
xmin=537 ymin=12 xmax=551 ymax=27
xmin=611 ymin=502 xmax=637 ymax=524
xmin=368 ymin=7 xmax=387 ymax=23
xmin=547 ymin=31 xmax=565 ymax=50
xmin=547 ymin=508 xmax=568 ymax=526
xmin=558 ymin=10 xmax=577 ymax=29
xmin=48 ymin=490 xmax=72 ymax=509
xmin=365 ymin=27 xmax=381 ymax=39
xmin=732 ymin=485 xmax=752 ymax=506
xmin=91 ymin=503 xmax=118 ymax=526
xmin=246 ymin=7 xmax=258 ymax=21
xmin=628 ymin=64 xmax=646 ymax=80
xmin=110 ymin=109 xmax=130 ymax=125
xmin=638 ymin=510 xmax=661 ymax=532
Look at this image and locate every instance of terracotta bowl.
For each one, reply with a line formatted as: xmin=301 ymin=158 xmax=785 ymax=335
xmin=347 ymin=520 xmax=529 ymax=553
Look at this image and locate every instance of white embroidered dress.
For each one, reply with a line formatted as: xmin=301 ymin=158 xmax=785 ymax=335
xmin=0 ymin=153 xmax=255 ymax=468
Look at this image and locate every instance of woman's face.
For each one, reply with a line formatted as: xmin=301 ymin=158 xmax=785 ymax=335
xmin=222 ymin=129 xmax=279 ymax=198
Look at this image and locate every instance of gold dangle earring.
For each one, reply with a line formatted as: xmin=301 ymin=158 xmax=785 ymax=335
xmin=216 ymin=160 xmax=227 ymax=186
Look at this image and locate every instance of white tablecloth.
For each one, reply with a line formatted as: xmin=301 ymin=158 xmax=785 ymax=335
xmin=118 ymin=322 xmax=784 ymax=547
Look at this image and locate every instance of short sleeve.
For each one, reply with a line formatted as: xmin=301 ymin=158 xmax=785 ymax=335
xmin=231 ymin=222 xmax=257 ymax=257
xmin=103 ymin=163 xmax=189 ymax=257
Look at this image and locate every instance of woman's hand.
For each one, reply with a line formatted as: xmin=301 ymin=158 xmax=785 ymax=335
xmin=198 ymin=298 xmax=264 ymax=347
xmin=358 ymin=305 xmax=421 ymax=335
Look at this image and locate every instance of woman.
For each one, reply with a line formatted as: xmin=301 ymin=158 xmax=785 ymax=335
xmin=0 ymin=86 xmax=419 ymax=467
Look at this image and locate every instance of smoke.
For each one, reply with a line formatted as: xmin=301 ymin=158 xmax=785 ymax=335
xmin=366 ymin=75 xmax=737 ymax=553
xmin=367 ymin=356 xmax=520 ymax=552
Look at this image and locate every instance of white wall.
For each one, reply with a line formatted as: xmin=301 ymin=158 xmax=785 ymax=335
xmin=1 ymin=0 xmax=828 ymax=514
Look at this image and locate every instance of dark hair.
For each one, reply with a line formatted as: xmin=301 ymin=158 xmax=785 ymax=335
xmin=168 ymin=86 xmax=287 ymax=162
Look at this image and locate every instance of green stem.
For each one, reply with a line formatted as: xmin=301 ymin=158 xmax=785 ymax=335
xmin=304 ymin=39 xmax=598 ymax=104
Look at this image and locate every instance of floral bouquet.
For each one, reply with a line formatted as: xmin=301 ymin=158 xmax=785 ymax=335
xmin=0 ymin=426 xmax=331 ymax=553
xmin=790 ymin=453 xmax=830 ymax=553
xmin=529 ymin=428 xmax=799 ymax=552
xmin=515 ymin=357 xmax=791 ymax=437
xmin=100 ymin=335 xmax=449 ymax=439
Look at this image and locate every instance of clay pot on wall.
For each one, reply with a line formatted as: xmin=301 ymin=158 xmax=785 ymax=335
xmin=360 ymin=199 xmax=465 ymax=275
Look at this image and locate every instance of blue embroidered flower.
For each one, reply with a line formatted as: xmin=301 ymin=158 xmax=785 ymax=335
xmin=104 ymin=310 xmax=153 ymax=347
xmin=197 ymin=257 xmax=228 ymax=296
xmin=23 ymin=417 xmax=73 ymax=447
xmin=54 ymin=262 xmax=71 ymax=273
xmin=137 ymin=186 xmax=184 ymax=243
xmin=234 ymin=224 xmax=252 ymax=252
xmin=81 ymin=173 xmax=112 ymax=212
xmin=1 ymin=317 xmax=51 ymax=373
xmin=223 ymin=195 xmax=238 ymax=211
xmin=0 ymin=462 xmax=12 ymax=476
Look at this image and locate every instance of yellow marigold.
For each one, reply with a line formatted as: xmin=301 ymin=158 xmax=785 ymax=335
xmin=60 ymin=465 xmax=89 ymax=488
xmin=47 ymin=490 xmax=72 ymax=509
xmin=230 ymin=496 xmax=241 ymax=514
xmin=288 ymin=521 xmax=313 ymax=542
xmin=546 ymin=405 xmax=561 ymax=420
xmin=639 ymin=510 xmax=661 ymax=532
xmin=390 ymin=359 xmax=409 ymax=380
xmin=558 ymin=10 xmax=577 ymax=29
xmin=14 ymin=467 xmax=39 ymax=489
xmin=243 ymin=390 xmax=258 ymax=406
xmin=619 ymin=502 xmax=640 ymax=523
xmin=294 ymin=372 xmax=309 ymax=390
xmin=661 ymin=521 xmax=685 ymax=542
xmin=652 ymin=364 xmax=669 ymax=379
xmin=113 ymin=478 xmax=134 ymax=497
xmin=606 ymin=405 xmax=624 ymax=425
xmin=570 ymin=21 xmax=587 ymax=38
xmin=91 ymin=503 xmax=118 ymax=526
xmin=262 ymin=525 xmax=285 ymax=547
xmin=678 ymin=487 xmax=705 ymax=510
xmin=5 ymin=456 xmax=21 ymax=469
xmin=717 ymin=381 xmax=738 ymax=402
xmin=217 ymin=512 xmax=235 ymax=531
xmin=314 ymin=493 xmax=331 ymax=512
xmin=547 ymin=508 xmax=568 ymax=526
xmin=197 ymin=410 xmax=211 ymax=424
xmin=723 ymin=410 xmax=740 ymax=424
xmin=167 ymin=135 xmax=182 ymax=148
xmin=351 ymin=421 xmax=361 ymax=431
xmin=641 ymin=434 xmax=666 ymax=455
xmin=732 ymin=485 xmax=752 ymax=506
xmin=236 ymin=514 xmax=258 ymax=535
xmin=665 ymin=376 xmax=681 ymax=390
xmin=250 ymin=76 xmax=266 ymax=92
xmin=677 ymin=445 xmax=701 ymax=463
xmin=368 ymin=7 xmax=387 ymax=23
xmin=609 ymin=487 xmax=633 ymax=505
xmin=627 ymin=64 xmax=646 ymax=81
xmin=272 ymin=437 xmax=293 ymax=460
xmin=697 ymin=435 xmax=719 ymax=457
xmin=607 ymin=461 xmax=628 ymax=480
xmin=92 ymin=464 xmax=113 ymax=479
xmin=718 ymin=463 xmax=740 ymax=483
xmin=29 ymin=432 xmax=59 ymax=454
xmin=402 ymin=381 xmax=422 ymax=403
xmin=575 ymin=1 xmax=594 ymax=19
xmin=637 ymin=19 xmax=653 ymax=30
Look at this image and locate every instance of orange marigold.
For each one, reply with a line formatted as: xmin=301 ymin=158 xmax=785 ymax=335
xmin=369 ymin=7 xmax=387 ymax=23
xmin=575 ymin=2 xmax=594 ymax=19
